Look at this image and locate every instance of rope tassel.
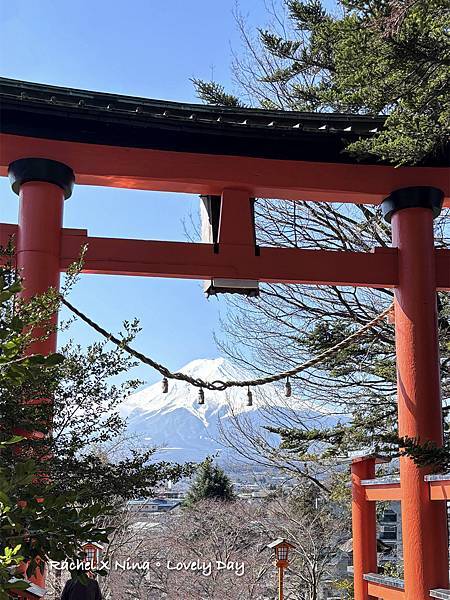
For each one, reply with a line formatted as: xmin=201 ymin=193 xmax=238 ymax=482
xmin=285 ymin=377 xmax=292 ymax=398
xmin=198 ymin=388 xmax=205 ymax=405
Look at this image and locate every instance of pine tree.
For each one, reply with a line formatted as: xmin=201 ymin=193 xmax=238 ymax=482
xmin=194 ymin=0 xmax=449 ymax=166
xmin=184 ymin=458 xmax=235 ymax=506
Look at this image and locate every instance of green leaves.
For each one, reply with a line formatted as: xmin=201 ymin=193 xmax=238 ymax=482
xmin=0 ymin=266 xmax=116 ymax=589
xmin=287 ymin=0 xmax=328 ymax=28
xmin=27 ymin=352 xmax=65 ymax=366
xmin=259 ymin=31 xmax=302 ymax=61
xmin=0 ymin=545 xmax=23 ymax=566
xmin=192 ymin=80 xmax=244 ymax=107
xmin=1 ymin=436 xmax=25 ymax=446
xmin=195 ymin=0 xmax=449 ymax=164
xmin=0 ymin=262 xmax=191 ymax=591
xmin=0 ymin=279 xmax=22 ymax=305
xmin=399 ymin=436 xmax=450 ymax=473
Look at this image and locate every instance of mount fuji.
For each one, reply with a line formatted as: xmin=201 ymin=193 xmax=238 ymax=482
xmin=122 ymin=357 xmax=307 ymax=463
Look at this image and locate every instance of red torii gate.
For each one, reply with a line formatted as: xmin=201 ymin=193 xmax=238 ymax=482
xmin=0 ymin=78 xmax=449 ymax=600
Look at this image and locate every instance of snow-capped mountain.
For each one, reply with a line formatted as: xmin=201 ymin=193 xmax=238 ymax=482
xmin=122 ymin=357 xmax=324 ymax=463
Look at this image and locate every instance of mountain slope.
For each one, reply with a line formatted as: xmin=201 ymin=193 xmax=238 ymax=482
xmin=123 ymin=358 xmax=325 ymax=463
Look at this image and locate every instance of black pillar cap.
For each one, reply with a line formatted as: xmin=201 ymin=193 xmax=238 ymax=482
xmin=8 ymin=158 xmax=75 ymax=199
xmin=381 ymin=186 xmax=444 ymax=223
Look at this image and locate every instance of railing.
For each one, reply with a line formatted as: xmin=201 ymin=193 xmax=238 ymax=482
xmin=364 ymin=573 xmax=405 ymax=599
xmin=430 ymin=590 xmax=450 ymax=599
xmin=351 ymin=454 xmax=450 ymax=599
xmin=361 ymin=573 xmax=450 ymax=599
xmin=360 ymin=472 xmax=450 ymax=502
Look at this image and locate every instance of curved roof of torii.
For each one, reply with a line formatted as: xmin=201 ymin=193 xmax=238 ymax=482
xmin=0 ymin=77 xmax=449 ymax=205
xmin=2 ymin=76 xmax=448 ymax=166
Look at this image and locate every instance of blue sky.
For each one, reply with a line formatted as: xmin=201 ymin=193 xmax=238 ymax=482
xmin=0 ymin=0 xmax=335 ymax=386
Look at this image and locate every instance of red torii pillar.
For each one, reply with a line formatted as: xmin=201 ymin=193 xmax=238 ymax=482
xmin=8 ymin=158 xmax=74 ymax=353
xmin=351 ymin=456 xmax=377 ymax=600
xmin=382 ymin=188 xmax=449 ymax=599
xmin=8 ymin=158 xmax=74 ymax=591
xmin=352 ymin=189 xmax=448 ymax=600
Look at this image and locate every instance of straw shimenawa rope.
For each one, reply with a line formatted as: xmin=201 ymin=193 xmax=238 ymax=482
xmin=60 ymin=296 xmax=394 ymax=392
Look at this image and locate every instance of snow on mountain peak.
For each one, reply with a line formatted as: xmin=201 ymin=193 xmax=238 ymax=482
xmin=122 ymin=357 xmax=333 ymax=463
xmin=121 ymin=357 xmax=265 ymax=424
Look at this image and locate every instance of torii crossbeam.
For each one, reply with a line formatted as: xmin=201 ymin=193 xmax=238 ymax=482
xmin=1 ymin=78 xmax=449 ymax=600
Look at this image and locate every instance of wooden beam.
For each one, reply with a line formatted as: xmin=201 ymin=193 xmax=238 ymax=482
xmin=1 ymin=225 xmax=448 ymax=290
xmin=1 ymin=133 xmax=449 ymax=206
xmin=429 ymin=480 xmax=450 ymax=501
xmin=366 ymin=581 xmax=405 ymax=599
xmin=362 ymin=477 xmax=450 ymax=502
xmin=364 ymin=483 xmax=402 ymax=502
xmin=60 ymin=230 xmax=398 ymax=288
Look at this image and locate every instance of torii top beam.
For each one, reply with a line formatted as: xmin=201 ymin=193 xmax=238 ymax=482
xmin=0 ymin=78 xmax=449 ymax=206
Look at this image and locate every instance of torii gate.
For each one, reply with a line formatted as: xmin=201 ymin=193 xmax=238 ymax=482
xmin=1 ymin=78 xmax=449 ymax=600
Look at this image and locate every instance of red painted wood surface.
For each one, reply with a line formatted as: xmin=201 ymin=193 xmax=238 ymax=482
xmin=392 ymin=207 xmax=449 ymax=599
xmin=1 ymin=133 xmax=449 ymax=206
xmin=352 ymin=458 xmax=378 ymax=600
xmin=366 ymin=582 xmax=405 ymax=600
xmin=364 ymin=483 xmax=402 ymax=502
xmin=17 ymin=181 xmax=63 ymax=356
xmin=429 ymin=480 xmax=450 ymax=500
xmin=61 ymin=235 xmax=399 ymax=287
xmin=2 ymin=224 xmax=450 ymax=289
